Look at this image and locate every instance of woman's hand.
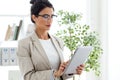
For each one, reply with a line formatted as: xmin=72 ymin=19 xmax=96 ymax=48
xmin=76 ymin=64 xmax=85 ymax=75
xmin=54 ymin=61 xmax=68 ymax=77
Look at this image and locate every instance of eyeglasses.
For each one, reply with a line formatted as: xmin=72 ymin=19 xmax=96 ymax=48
xmin=37 ymin=14 xmax=57 ymax=20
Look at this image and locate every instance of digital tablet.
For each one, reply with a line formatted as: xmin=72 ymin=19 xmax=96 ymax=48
xmin=63 ymin=46 xmax=93 ymax=74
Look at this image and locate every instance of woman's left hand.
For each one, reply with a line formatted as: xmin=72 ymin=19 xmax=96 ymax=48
xmin=76 ymin=64 xmax=85 ymax=75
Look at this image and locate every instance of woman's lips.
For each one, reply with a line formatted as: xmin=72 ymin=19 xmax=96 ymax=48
xmin=46 ymin=25 xmax=51 ymax=27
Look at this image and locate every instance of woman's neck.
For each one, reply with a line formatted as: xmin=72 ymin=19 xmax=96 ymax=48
xmin=35 ymin=29 xmax=50 ymax=40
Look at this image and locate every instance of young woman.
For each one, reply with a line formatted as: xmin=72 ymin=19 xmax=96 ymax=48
xmin=17 ymin=0 xmax=84 ymax=80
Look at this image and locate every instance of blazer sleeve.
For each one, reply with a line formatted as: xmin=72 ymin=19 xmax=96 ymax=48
xmin=17 ymin=40 xmax=54 ymax=80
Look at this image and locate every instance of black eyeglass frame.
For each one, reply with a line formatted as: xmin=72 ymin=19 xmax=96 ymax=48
xmin=37 ymin=14 xmax=57 ymax=20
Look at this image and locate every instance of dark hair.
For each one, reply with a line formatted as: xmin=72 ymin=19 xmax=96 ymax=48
xmin=30 ymin=0 xmax=48 ymax=4
xmin=30 ymin=0 xmax=54 ymax=23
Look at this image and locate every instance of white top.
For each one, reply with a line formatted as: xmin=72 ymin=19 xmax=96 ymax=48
xmin=39 ymin=39 xmax=60 ymax=70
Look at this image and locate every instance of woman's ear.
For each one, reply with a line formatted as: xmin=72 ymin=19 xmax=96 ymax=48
xmin=32 ymin=15 xmax=37 ymax=22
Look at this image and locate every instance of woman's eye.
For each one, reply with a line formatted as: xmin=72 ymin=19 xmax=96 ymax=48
xmin=43 ymin=15 xmax=49 ymax=18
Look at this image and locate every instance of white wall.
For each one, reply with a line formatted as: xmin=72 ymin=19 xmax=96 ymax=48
xmin=86 ymin=0 xmax=108 ymax=80
xmin=0 ymin=0 xmax=30 ymax=15
xmin=89 ymin=0 xmax=120 ymax=80
xmin=108 ymin=0 xmax=120 ymax=80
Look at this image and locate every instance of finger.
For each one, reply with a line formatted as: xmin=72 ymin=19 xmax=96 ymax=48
xmin=76 ymin=69 xmax=82 ymax=75
xmin=61 ymin=62 xmax=68 ymax=68
xmin=77 ymin=65 xmax=85 ymax=70
xmin=61 ymin=62 xmax=66 ymax=66
xmin=77 ymin=66 xmax=83 ymax=70
xmin=76 ymin=71 xmax=81 ymax=74
xmin=59 ymin=62 xmax=69 ymax=71
xmin=60 ymin=64 xmax=66 ymax=68
xmin=80 ymin=64 xmax=85 ymax=67
xmin=64 ymin=62 xmax=68 ymax=66
xmin=66 ymin=60 xmax=70 ymax=64
xmin=59 ymin=63 xmax=66 ymax=71
xmin=76 ymin=66 xmax=84 ymax=75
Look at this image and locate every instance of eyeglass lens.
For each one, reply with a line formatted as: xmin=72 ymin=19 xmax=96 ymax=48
xmin=38 ymin=14 xmax=57 ymax=20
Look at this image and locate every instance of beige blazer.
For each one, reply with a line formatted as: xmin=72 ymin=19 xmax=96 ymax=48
xmin=17 ymin=32 xmax=71 ymax=80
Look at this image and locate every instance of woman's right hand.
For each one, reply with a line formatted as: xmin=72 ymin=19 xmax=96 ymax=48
xmin=54 ymin=61 xmax=68 ymax=77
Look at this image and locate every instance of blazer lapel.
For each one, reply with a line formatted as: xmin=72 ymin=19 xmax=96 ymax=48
xmin=50 ymin=35 xmax=64 ymax=63
xmin=30 ymin=32 xmax=51 ymax=68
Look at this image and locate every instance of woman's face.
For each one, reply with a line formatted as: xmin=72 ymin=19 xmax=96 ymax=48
xmin=32 ymin=7 xmax=55 ymax=31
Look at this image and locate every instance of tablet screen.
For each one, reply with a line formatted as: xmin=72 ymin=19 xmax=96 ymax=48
xmin=63 ymin=46 xmax=93 ymax=74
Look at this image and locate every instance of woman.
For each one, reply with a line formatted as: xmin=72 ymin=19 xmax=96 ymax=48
xmin=17 ymin=0 xmax=84 ymax=80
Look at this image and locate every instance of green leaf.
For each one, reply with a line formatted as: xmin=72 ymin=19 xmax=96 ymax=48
xmin=55 ymin=10 xmax=103 ymax=76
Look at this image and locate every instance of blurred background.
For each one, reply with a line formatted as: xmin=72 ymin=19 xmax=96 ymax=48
xmin=0 ymin=0 xmax=120 ymax=80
